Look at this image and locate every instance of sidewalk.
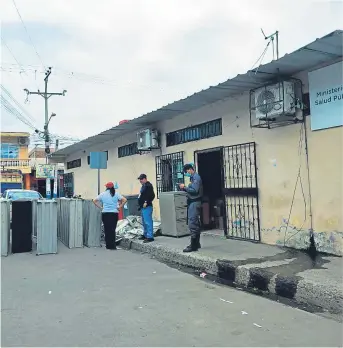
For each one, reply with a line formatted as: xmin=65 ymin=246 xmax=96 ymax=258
xmin=120 ymin=233 xmax=343 ymax=316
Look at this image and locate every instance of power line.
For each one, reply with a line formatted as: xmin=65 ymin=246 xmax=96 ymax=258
xmin=0 ymin=36 xmax=22 ymax=67
xmin=1 ymin=84 xmax=36 ymax=122
xmin=1 ymin=84 xmax=80 ymax=147
xmin=0 ymin=39 xmax=41 ymax=92
xmin=11 ymin=0 xmax=45 ymax=68
xmin=1 ymin=95 xmax=37 ymax=130
xmin=0 ymin=63 xmax=166 ymax=90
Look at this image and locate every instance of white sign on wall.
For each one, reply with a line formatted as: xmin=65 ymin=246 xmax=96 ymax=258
xmin=308 ymin=61 xmax=343 ymax=131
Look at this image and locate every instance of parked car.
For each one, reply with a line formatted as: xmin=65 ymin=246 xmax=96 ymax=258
xmin=1 ymin=190 xmax=43 ymax=227
xmin=2 ymin=189 xmax=43 ymax=201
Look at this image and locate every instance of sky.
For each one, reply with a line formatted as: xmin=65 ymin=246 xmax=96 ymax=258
xmin=1 ymin=0 xmax=342 ymax=144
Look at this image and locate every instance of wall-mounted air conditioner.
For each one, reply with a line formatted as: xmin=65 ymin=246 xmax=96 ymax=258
xmin=18 ymin=137 xmax=30 ymax=146
xmin=137 ymin=129 xmax=159 ymax=151
xmin=254 ymin=81 xmax=296 ymax=119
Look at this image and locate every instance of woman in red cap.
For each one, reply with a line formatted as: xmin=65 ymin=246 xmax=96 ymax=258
xmin=93 ymin=182 xmax=127 ymax=250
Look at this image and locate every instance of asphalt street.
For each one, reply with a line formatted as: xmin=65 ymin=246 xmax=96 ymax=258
xmin=1 ymin=245 xmax=342 ymax=347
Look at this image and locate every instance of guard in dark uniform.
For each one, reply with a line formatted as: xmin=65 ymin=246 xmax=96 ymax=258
xmin=179 ymin=163 xmax=203 ymax=252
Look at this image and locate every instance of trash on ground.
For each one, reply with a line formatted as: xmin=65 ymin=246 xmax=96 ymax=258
xmin=220 ymin=298 xmax=233 ymax=304
xmin=153 ymin=271 xmax=157 ymax=274
xmin=241 ymin=311 xmax=248 ymax=315
xmin=200 ymin=272 xmax=207 ymax=278
xmin=107 ymin=215 xmax=161 ymax=242
xmin=253 ymin=323 xmax=262 ymax=328
xmin=48 ymin=291 xmax=52 ymax=295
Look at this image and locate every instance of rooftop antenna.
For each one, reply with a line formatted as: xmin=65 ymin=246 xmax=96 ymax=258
xmin=261 ymin=29 xmax=279 ymax=60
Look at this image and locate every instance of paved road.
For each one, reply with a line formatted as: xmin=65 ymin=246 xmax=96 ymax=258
xmin=1 ymin=245 xmax=342 ymax=347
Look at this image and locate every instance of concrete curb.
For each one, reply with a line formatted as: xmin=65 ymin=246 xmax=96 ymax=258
xmin=119 ymin=238 xmax=343 ymax=316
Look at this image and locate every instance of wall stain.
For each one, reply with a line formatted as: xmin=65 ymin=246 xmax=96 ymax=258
xmin=262 ymin=218 xmax=343 ymax=256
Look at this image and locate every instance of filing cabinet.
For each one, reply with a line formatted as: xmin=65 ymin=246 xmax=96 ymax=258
xmin=159 ymin=191 xmax=190 ymax=237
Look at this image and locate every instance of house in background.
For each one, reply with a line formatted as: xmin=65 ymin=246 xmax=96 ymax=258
xmin=0 ymin=132 xmax=31 ymax=192
xmin=51 ymin=30 xmax=343 ymax=256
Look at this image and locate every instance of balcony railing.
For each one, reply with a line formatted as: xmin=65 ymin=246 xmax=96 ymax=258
xmin=0 ymin=159 xmax=31 ymax=167
xmin=0 ymin=174 xmax=22 ymax=183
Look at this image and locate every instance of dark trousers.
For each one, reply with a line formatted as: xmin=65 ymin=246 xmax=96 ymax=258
xmin=102 ymin=212 xmax=119 ymax=249
xmin=188 ymin=201 xmax=201 ymax=239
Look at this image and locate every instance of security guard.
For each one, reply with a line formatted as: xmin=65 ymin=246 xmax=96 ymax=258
xmin=179 ymin=163 xmax=203 ymax=252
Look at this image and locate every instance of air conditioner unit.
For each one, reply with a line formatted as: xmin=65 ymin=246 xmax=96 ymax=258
xmin=137 ymin=129 xmax=159 ymax=151
xmin=254 ymin=81 xmax=296 ymax=119
xmin=18 ymin=137 xmax=30 ymax=146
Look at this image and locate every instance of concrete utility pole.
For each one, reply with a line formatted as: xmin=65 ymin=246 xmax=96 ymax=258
xmin=24 ymin=67 xmax=67 ymax=160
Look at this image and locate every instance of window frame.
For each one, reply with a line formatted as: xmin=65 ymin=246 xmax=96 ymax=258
xmin=155 ymin=151 xmax=184 ymax=198
xmin=118 ymin=142 xmax=139 ymax=158
xmin=66 ymin=158 xmax=81 ymax=170
xmin=166 ymin=118 xmax=222 ymax=147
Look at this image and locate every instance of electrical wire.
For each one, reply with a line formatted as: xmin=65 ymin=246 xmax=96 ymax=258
xmin=1 ymin=38 xmax=41 ymax=92
xmin=249 ymin=41 xmax=271 ymax=75
xmin=1 ymin=85 xmax=81 ymax=147
xmin=1 ymin=95 xmax=37 ymax=130
xmin=1 ymin=84 xmax=36 ymax=122
xmin=11 ymin=0 xmax=45 ymax=69
xmin=0 ymin=36 xmax=22 ymax=67
xmin=282 ymin=122 xmax=309 ymax=245
xmin=0 ymin=64 xmax=166 ymax=90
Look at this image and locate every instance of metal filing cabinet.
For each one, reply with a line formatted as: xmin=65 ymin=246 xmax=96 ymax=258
xmin=159 ymin=191 xmax=189 ymax=237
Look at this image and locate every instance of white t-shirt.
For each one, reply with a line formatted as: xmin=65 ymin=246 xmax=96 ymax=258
xmin=96 ymin=190 xmax=123 ymax=213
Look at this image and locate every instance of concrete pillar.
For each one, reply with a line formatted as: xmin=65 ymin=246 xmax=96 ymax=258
xmin=24 ymin=174 xmax=31 ymax=189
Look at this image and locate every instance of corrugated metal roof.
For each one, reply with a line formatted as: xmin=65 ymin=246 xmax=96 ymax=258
xmin=52 ymin=30 xmax=343 ymax=158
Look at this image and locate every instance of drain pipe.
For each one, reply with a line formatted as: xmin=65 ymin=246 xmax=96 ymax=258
xmin=303 ymin=115 xmax=317 ymax=259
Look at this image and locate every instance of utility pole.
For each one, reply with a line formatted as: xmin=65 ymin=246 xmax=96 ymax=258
xmin=24 ymin=67 xmax=67 ymax=161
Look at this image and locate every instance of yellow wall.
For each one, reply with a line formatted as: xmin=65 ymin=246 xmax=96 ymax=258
xmin=64 ymin=65 xmax=343 ymax=255
xmin=18 ymin=146 xmax=29 ymax=160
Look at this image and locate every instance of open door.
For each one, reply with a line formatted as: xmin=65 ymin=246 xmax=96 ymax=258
xmin=194 ymin=147 xmax=226 ymax=232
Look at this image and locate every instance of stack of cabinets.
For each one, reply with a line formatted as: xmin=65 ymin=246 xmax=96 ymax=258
xmin=159 ymin=191 xmax=189 ymax=237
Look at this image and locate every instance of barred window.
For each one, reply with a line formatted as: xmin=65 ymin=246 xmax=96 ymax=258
xmin=166 ymin=118 xmax=222 ymax=147
xmin=66 ymin=158 xmax=81 ymax=170
xmin=118 ymin=142 xmax=139 ymax=158
xmin=155 ymin=151 xmax=184 ymax=197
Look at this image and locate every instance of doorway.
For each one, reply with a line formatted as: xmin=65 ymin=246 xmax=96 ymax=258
xmin=195 ymin=148 xmax=225 ymax=232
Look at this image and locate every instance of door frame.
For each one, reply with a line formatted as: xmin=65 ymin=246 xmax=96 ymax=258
xmin=194 ymin=146 xmax=228 ymax=236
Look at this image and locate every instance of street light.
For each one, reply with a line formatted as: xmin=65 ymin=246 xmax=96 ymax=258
xmin=47 ymin=112 xmax=56 ymax=127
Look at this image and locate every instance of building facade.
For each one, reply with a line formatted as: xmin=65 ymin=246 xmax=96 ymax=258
xmin=52 ymin=31 xmax=343 ymax=256
xmin=28 ymin=147 xmax=65 ymax=197
xmin=0 ymin=132 xmax=31 ymax=192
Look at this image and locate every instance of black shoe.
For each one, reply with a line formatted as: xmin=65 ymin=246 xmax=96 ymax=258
xmin=138 ymin=235 xmax=146 ymax=240
xmin=183 ymin=239 xmax=198 ymax=253
xmin=185 ymin=239 xmax=201 ymax=250
xmin=143 ymin=238 xmax=154 ymax=243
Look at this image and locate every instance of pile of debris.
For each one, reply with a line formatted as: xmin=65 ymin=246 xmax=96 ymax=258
xmin=101 ymin=215 xmax=162 ymax=242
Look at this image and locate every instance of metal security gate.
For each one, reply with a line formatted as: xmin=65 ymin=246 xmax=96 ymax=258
xmin=222 ymin=142 xmax=260 ymax=241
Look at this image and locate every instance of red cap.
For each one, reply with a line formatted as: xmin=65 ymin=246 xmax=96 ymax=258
xmin=105 ymin=182 xmax=114 ymax=188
